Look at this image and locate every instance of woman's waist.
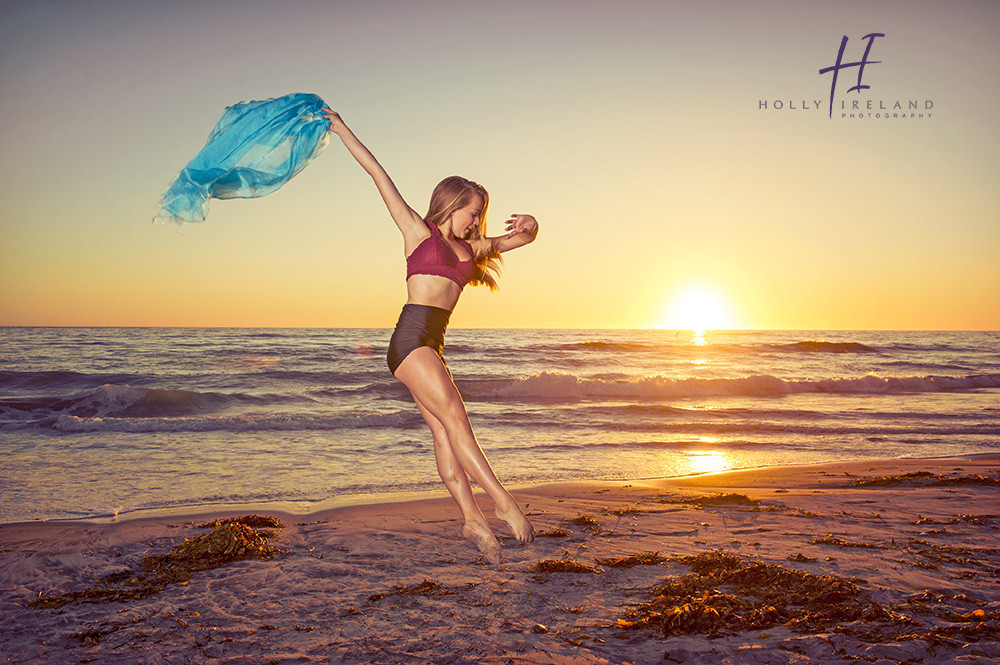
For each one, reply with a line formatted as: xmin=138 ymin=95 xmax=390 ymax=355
xmin=400 ymin=301 xmax=454 ymax=316
xmin=405 ymin=279 xmax=461 ymax=312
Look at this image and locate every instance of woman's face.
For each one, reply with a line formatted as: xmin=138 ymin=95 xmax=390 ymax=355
xmin=450 ymin=194 xmax=484 ymax=239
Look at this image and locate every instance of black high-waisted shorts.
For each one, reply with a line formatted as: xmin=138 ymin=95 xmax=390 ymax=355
xmin=386 ymin=304 xmax=452 ymax=375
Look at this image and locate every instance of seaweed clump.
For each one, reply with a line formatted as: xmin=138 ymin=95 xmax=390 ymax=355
xmin=568 ymin=514 xmax=602 ymax=528
xmin=596 ymin=551 xmax=668 ymax=568
xmin=811 ymin=534 xmax=888 ymax=550
xmin=848 ymin=472 xmax=1000 ymax=488
xmin=687 ymin=493 xmax=760 ymax=507
xmin=197 ymin=514 xmax=284 ymax=529
xmin=911 ymin=514 xmax=997 ymax=526
xmin=618 ymin=550 xmax=872 ymax=637
xmin=530 ymin=559 xmax=601 ymax=574
xmin=368 ymin=579 xmax=456 ymax=602
xmin=31 ymin=516 xmax=285 ymax=609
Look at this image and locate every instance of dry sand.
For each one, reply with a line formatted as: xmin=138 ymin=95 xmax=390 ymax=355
xmin=2 ymin=455 xmax=999 ymax=664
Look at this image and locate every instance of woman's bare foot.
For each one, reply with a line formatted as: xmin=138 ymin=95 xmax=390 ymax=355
xmin=462 ymin=521 xmax=502 ymax=564
xmin=495 ymin=501 xmax=534 ymax=543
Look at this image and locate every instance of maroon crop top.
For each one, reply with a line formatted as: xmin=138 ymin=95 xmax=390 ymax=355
xmin=406 ymin=220 xmax=476 ymax=287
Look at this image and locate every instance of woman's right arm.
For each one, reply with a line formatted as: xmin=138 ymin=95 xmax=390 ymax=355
xmin=323 ymin=109 xmax=424 ymax=238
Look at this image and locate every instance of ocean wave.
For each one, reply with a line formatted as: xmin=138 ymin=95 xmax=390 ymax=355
xmin=572 ymin=341 xmax=660 ymax=352
xmin=488 ymin=438 xmax=776 ymax=453
xmin=459 ymin=371 xmax=1000 ymax=401
xmin=0 ymin=384 xmax=228 ymax=419
xmin=50 ymin=409 xmax=421 ymax=433
xmin=0 ymin=383 xmax=313 ymax=424
xmin=516 ymin=338 xmax=880 ymax=356
xmin=0 ymin=369 xmax=147 ymax=391
xmin=482 ymin=411 xmax=1000 ymax=437
xmin=769 ymin=341 xmax=877 ymax=353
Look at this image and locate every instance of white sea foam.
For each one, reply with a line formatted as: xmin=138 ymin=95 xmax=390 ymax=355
xmin=464 ymin=371 xmax=1000 ymax=400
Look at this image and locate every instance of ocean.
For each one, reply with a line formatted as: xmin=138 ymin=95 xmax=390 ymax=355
xmin=1 ymin=328 xmax=998 ymax=524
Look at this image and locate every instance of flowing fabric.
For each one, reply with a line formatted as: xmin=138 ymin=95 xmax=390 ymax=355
xmin=153 ymin=92 xmax=330 ymax=225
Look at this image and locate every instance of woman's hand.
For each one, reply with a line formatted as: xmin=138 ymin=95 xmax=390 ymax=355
xmin=504 ymin=214 xmax=538 ymax=239
xmin=321 ymin=108 xmax=348 ymax=135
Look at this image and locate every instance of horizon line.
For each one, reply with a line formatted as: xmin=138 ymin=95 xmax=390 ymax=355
xmin=2 ymin=325 xmax=997 ymax=333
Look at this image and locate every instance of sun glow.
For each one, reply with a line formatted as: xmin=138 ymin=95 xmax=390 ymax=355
xmin=660 ymin=283 xmax=738 ymax=331
xmin=683 ymin=450 xmax=733 ymax=475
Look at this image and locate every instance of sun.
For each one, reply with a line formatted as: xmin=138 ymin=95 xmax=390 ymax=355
xmin=659 ymin=283 xmax=738 ymax=330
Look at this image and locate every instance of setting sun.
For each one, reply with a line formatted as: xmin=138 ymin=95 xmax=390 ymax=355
xmin=660 ymin=283 xmax=739 ymax=330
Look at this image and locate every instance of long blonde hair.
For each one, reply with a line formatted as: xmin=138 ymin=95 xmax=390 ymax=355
xmin=425 ymin=176 xmax=502 ymax=291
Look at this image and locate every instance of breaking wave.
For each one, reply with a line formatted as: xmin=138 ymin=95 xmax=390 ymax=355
xmin=459 ymin=371 xmax=1000 ymax=401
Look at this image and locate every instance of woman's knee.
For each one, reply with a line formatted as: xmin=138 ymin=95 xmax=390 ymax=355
xmin=413 ymin=386 xmax=466 ymax=432
xmin=424 ymin=419 xmax=448 ymax=443
xmin=419 ymin=402 xmax=470 ymax=447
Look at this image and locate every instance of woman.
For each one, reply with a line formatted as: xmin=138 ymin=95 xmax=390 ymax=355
xmin=323 ymin=109 xmax=537 ymax=564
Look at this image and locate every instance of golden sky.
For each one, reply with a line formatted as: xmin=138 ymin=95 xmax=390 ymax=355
xmin=1 ymin=0 xmax=998 ymax=329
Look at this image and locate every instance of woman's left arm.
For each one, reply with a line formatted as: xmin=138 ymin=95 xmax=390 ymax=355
xmin=488 ymin=214 xmax=539 ymax=254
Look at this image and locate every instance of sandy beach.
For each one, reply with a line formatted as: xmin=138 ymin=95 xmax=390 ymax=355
xmin=2 ymin=455 xmax=998 ymax=664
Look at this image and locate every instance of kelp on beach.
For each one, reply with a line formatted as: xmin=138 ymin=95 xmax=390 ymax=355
xmin=618 ymin=549 xmax=1000 ymax=645
xmin=847 ymin=471 xmax=1000 ymax=488
xmin=30 ymin=515 xmax=284 ymax=609
xmin=619 ymin=550 xmax=872 ymax=636
xmin=596 ymin=551 xmax=669 ymax=568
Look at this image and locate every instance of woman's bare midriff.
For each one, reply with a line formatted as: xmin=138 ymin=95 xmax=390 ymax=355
xmin=405 ymin=275 xmax=463 ymax=311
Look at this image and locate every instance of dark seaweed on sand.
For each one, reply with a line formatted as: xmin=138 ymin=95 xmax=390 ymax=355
xmin=932 ymin=474 xmax=1000 ymax=487
xmin=595 ymin=551 xmax=668 ymax=568
xmin=530 ymin=559 xmax=601 ymax=574
xmin=685 ymin=493 xmax=761 ymax=507
xmin=619 ymin=550 xmax=874 ymax=637
xmin=197 ymin=514 xmax=285 ymax=529
xmin=568 ymin=513 xmax=602 ymax=527
xmin=811 ymin=534 xmax=888 ymax=549
xmin=906 ymin=538 xmax=1000 ymax=568
xmin=619 ymin=550 xmax=1000 ymax=645
xmin=368 ymin=579 xmax=456 ymax=602
xmin=30 ymin=517 xmax=285 ymax=609
xmin=911 ymin=514 xmax=997 ymax=526
xmin=848 ymin=472 xmax=1000 ymax=488
xmin=604 ymin=505 xmax=645 ymax=516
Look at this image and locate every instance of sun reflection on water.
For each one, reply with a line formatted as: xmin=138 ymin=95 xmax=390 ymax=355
xmin=690 ymin=330 xmax=709 ymax=366
xmin=682 ymin=449 xmax=733 ymax=475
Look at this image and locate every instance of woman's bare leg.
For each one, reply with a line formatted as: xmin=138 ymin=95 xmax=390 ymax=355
xmin=394 ymin=347 xmax=534 ymax=544
xmin=410 ymin=396 xmax=501 ymax=564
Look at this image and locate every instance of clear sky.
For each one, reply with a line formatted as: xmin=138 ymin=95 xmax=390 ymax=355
xmin=1 ymin=0 xmax=997 ymax=329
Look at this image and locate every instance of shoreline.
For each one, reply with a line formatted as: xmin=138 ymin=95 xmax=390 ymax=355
xmin=7 ymin=451 xmax=997 ymax=529
xmin=3 ymin=454 xmax=999 ymax=664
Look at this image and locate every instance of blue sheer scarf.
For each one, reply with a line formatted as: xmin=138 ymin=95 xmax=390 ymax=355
xmin=153 ymin=92 xmax=330 ymax=225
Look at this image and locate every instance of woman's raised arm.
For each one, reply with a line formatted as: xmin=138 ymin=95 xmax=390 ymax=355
xmin=323 ymin=109 xmax=424 ymax=238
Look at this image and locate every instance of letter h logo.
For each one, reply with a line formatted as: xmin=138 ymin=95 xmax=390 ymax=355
xmin=819 ymin=33 xmax=885 ymax=118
